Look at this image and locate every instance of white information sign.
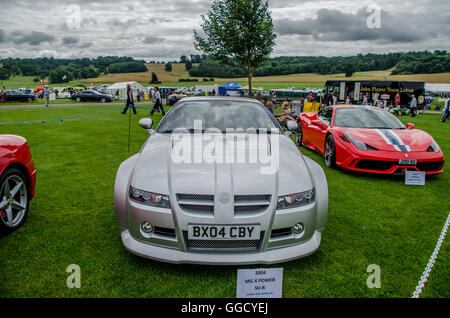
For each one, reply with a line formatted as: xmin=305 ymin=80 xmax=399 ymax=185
xmin=405 ymin=171 xmax=426 ymax=186
xmin=236 ymin=268 xmax=283 ymax=298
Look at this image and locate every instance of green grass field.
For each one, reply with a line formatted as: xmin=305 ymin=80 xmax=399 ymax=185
xmin=0 ymin=106 xmax=448 ymax=297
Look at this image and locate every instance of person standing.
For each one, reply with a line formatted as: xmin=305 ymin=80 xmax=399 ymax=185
xmin=136 ymin=89 xmax=141 ymax=103
xmin=362 ymin=94 xmax=368 ymax=105
xmin=441 ymin=95 xmax=450 ymax=122
xmin=150 ymin=87 xmax=165 ymax=116
xmin=345 ymin=96 xmax=351 ymax=104
xmin=43 ymin=85 xmax=50 ymax=107
xmin=395 ymin=93 xmax=401 ymax=107
xmin=410 ymin=94 xmax=417 ymax=117
xmin=374 ymin=92 xmax=380 ymax=107
xmin=1 ymin=86 xmax=6 ymax=103
xmin=121 ymin=84 xmax=137 ymax=115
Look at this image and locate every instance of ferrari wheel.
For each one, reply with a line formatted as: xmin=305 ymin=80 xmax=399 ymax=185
xmin=397 ymin=110 xmax=402 ymax=116
xmin=101 ymin=98 xmax=106 ymax=103
xmin=324 ymin=135 xmax=336 ymax=168
xmin=76 ymin=97 xmax=81 ymax=102
xmin=295 ymin=125 xmax=303 ymax=146
xmin=0 ymin=168 xmax=30 ymax=234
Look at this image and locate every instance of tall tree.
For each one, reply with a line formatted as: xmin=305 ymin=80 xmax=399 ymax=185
xmin=193 ymin=0 xmax=276 ymax=95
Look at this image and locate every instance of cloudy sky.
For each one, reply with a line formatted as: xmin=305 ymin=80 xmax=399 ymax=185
xmin=0 ymin=0 xmax=449 ymax=61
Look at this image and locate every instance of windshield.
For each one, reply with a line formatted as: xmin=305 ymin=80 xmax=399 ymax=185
xmin=157 ymin=101 xmax=282 ymax=133
xmin=334 ymin=107 xmax=406 ymax=129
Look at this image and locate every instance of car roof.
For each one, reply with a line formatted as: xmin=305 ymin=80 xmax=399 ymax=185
xmin=328 ymin=104 xmax=383 ymax=111
xmin=177 ymin=96 xmax=263 ymax=104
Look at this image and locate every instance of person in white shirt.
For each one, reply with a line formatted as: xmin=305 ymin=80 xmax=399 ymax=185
xmin=410 ymin=94 xmax=417 ymax=117
xmin=441 ymin=96 xmax=450 ymax=122
xmin=150 ymin=87 xmax=165 ymax=116
xmin=43 ymin=86 xmax=50 ymax=107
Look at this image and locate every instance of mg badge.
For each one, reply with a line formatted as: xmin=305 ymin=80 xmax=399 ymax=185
xmin=219 ymin=192 xmax=230 ymax=204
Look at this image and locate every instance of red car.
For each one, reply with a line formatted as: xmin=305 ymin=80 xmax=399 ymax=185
xmin=297 ymin=105 xmax=445 ymax=175
xmin=0 ymin=135 xmax=36 ymax=234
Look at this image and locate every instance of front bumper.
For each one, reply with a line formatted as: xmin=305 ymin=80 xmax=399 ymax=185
xmin=120 ymin=228 xmax=322 ymax=265
xmin=335 ymin=140 xmax=445 ymax=175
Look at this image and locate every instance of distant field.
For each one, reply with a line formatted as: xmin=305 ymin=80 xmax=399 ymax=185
xmin=1 ymin=63 xmax=450 ymax=90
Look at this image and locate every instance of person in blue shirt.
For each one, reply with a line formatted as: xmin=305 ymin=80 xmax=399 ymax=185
xmin=121 ymin=84 xmax=137 ymax=115
xmin=266 ymin=101 xmax=274 ymax=114
xmin=441 ymin=95 xmax=450 ymax=123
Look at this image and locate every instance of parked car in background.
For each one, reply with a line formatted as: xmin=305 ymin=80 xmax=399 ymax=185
xmin=167 ymin=92 xmax=187 ymax=106
xmin=5 ymin=91 xmax=37 ymax=103
xmin=297 ymin=105 xmax=444 ymax=175
xmin=114 ymin=97 xmax=328 ymax=264
xmin=71 ymin=90 xmax=113 ymax=103
xmin=0 ymin=135 xmax=36 ymax=235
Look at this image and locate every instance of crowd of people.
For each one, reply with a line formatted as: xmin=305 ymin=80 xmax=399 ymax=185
xmin=121 ymin=85 xmax=165 ymax=116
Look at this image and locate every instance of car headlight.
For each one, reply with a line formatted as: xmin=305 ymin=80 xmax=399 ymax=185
xmin=343 ymin=132 xmax=367 ymax=151
xmin=277 ymin=189 xmax=315 ymax=210
xmin=427 ymin=137 xmax=440 ymax=152
xmin=129 ymin=186 xmax=171 ymax=208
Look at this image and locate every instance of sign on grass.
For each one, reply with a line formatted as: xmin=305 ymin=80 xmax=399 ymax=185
xmin=236 ymin=268 xmax=283 ymax=298
xmin=405 ymin=171 xmax=426 ymax=186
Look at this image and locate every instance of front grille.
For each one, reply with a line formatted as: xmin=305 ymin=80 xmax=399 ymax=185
xmin=355 ymin=160 xmax=396 ymax=171
xmin=177 ymin=194 xmax=214 ymax=215
xmin=416 ymin=161 xmax=444 ymax=172
xmin=234 ymin=195 xmax=271 ymax=215
xmin=184 ymin=231 xmax=264 ymax=251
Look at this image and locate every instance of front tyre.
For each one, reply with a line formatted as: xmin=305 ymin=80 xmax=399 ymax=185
xmin=76 ymin=97 xmax=81 ymax=102
xmin=0 ymin=168 xmax=30 ymax=235
xmin=324 ymin=135 xmax=336 ymax=168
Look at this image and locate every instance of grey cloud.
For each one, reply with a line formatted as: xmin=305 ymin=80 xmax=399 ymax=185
xmin=143 ymin=35 xmax=164 ymax=44
xmin=275 ymin=7 xmax=433 ymax=44
xmin=0 ymin=29 xmax=5 ymax=43
xmin=11 ymin=31 xmax=55 ymax=46
xmin=79 ymin=42 xmax=93 ymax=49
xmin=62 ymin=36 xmax=80 ymax=45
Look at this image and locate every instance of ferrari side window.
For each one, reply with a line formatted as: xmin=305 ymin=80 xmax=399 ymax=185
xmin=318 ymin=108 xmax=332 ymax=126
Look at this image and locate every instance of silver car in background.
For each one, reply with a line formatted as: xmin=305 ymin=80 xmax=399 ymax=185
xmin=114 ymin=97 xmax=328 ymax=264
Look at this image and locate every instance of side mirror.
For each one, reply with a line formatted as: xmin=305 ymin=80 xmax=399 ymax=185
xmin=286 ymin=120 xmax=299 ymax=132
xmin=406 ymin=123 xmax=415 ymax=130
xmin=139 ymin=118 xmax=153 ymax=130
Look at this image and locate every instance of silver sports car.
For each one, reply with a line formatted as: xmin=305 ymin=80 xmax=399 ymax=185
xmin=114 ymin=97 xmax=328 ymax=264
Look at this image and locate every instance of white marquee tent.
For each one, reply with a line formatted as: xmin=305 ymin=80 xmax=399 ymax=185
xmin=108 ymin=81 xmax=147 ymax=100
xmin=425 ymin=83 xmax=450 ymax=95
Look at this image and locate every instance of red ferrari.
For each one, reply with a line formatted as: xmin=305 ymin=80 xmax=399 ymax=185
xmin=297 ymin=105 xmax=445 ymax=175
xmin=0 ymin=135 xmax=36 ymax=234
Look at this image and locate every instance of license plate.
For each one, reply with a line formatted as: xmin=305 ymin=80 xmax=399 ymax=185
xmin=188 ymin=225 xmax=261 ymax=240
xmin=399 ymin=159 xmax=417 ymax=165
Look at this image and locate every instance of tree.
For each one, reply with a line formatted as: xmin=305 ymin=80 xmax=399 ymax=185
xmin=185 ymin=60 xmax=193 ymax=70
xmin=180 ymin=55 xmax=188 ymax=63
xmin=193 ymin=0 xmax=276 ymax=94
xmin=165 ymin=63 xmax=172 ymax=72
xmin=150 ymin=72 xmax=160 ymax=84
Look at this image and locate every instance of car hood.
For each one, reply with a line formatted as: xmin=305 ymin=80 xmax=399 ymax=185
xmin=131 ymin=133 xmax=314 ymax=197
xmin=337 ymin=127 xmax=434 ymax=152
